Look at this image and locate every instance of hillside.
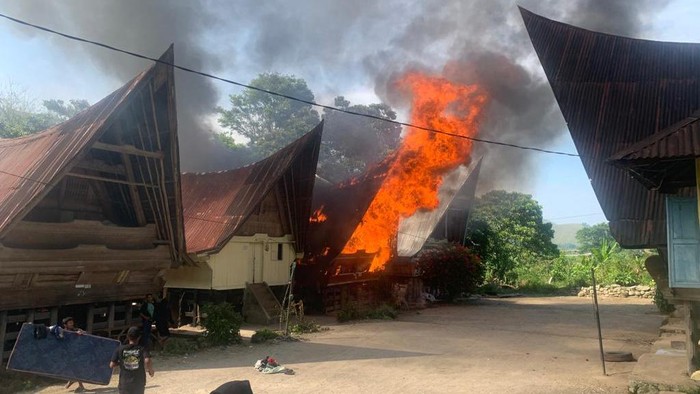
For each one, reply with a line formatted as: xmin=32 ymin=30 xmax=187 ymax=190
xmin=552 ymin=223 xmax=584 ymax=250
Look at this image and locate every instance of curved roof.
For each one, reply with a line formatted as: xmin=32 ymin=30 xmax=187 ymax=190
xmin=182 ymin=122 xmax=323 ymax=254
xmin=520 ymin=7 xmax=700 ymax=247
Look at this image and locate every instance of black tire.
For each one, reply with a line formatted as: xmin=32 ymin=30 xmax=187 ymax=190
xmin=603 ymin=351 xmax=634 ymax=362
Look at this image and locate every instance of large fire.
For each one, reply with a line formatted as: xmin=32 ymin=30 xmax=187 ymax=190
xmin=341 ymin=71 xmax=489 ymax=271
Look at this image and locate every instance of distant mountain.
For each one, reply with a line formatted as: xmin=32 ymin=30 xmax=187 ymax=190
xmin=551 ymin=223 xmax=584 ymax=250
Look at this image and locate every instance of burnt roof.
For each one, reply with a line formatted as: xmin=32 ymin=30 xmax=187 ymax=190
xmin=520 ymin=7 xmax=700 ymax=248
xmin=182 ymin=122 xmax=323 ymax=254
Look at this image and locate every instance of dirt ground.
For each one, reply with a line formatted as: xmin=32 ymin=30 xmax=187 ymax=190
xmin=28 ymin=296 xmax=664 ymax=394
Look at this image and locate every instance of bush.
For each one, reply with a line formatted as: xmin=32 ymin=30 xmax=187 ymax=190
xmin=337 ymin=302 xmax=362 ymax=323
xmin=251 ymin=328 xmax=280 ymax=344
xmin=201 ymin=302 xmax=243 ymax=346
xmin=290 ymin=320 xmax=323 ymax=334
xmin=161 ymin=337 xmax=200 ymax=355
xmin=366 ymin=304 xmax=398 ymax=320
xmin=417 ymin=242 xmax=484 ymax=302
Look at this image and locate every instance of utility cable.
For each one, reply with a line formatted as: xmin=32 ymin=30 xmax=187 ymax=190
xmin=0 ymin=11 xmax=579 ymax=157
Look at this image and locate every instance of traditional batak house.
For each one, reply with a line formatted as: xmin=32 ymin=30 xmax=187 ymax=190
xmin=165 ymin=123 xmax=323 ymax=324
xmin=0 ymin=47 xmax=184 ymax=360
xmin=521 ymin=7 xmax=700 ymax=373
xmin=301 ymin=158 xmax=482 ymax=312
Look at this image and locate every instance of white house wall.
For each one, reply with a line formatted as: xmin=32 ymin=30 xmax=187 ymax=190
xmin=209 ymin=233 xmax=295 ymax=290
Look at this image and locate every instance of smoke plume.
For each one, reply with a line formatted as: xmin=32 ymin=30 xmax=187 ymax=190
xmin=3 ymin=0 xmax=670 ymax=180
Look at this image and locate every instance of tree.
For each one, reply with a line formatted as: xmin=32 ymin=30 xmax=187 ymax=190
xmin=0 ymin=86 xmax=90 ymax=138
xmin=466 ymin=190 xmax=559 ymax=283
xmin=42 ymin=99 xmax=90 ymax=120
xmin=320 ymin=97 xmax=401 ymax=182
xmin=576 ymin=222 xmax=613 ymax=253
xmin=217 ymin=73 xmax=320 ymax=157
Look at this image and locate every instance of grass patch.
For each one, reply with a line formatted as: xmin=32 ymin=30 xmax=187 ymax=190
xmin=290 ymin=320 xmax=324 ymax=334
xmin=160 ymin=336 xmax=206 ymax=356
xmin=337 ymin=302 xmax=399 ymax=322
xmin=251 ymin=328 xmax=280 ymax=344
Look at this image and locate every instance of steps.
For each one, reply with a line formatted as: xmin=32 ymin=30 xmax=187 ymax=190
xmin=629 ymin=311 xmax=700 ymax=393
xmin=243 ymin=282 xmax=282 ymax=325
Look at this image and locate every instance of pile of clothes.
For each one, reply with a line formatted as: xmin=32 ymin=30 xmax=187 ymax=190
xmin=254 ymin=356 xmax=294 ymax=375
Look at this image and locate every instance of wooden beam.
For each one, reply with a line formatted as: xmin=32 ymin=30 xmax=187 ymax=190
xmin=66 ymin=172 xmax=158 ymax=188
xmin=116 ymin=129 xmax=147 ymax=226
xmin=108 ymin=302 xmax=115 ymax=332
xmin=73 ymin=160 xmax=126 ymax=176
xmin=91 ymin=141 xmax=163 ymax=159
xmin=0 ymin=311 xmax=7 ymax=366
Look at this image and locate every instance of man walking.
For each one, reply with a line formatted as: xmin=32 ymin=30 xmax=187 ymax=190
xmin=110 ymin=326 xmax=154 ymax=394
xmin=139 ymin=294 xmax=155 ymax=349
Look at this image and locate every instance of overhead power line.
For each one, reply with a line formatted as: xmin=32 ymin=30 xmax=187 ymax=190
xmin=0 ymin=11 xmax=580 ymax=157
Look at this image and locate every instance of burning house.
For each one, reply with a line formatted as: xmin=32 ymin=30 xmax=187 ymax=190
xmin=165 ymin=123 xmax=323 ymax=324
xmin=0 ymin=48 xmax=183 ymax=359
xmin=301 ymin=153 xmax=483 ymax=312
xmin=521 ymin=7 xmax=700 ymax=372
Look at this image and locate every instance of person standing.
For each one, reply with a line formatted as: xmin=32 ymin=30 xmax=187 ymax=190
xmin=60 ymin=317 xmax=86 ymax=392
xmin=154 ymin=295 xmax=173 ymax=347
xmin=139 ymin=294 xmax=155 ymax=349
xmin=110 ymin=326 xmax=154 ymax=394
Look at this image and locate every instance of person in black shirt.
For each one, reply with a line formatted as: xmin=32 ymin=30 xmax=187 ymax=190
xmin=139 ymin=294 xmax=155 ymax=349
xmin=154 ymin=295 xmax=173 ymax=346
xmin=110 ymin=326 xmax=154 ymax=394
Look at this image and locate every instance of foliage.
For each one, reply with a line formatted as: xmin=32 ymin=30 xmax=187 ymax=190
xmin=417 ymin=242 xmax=484 ymax=302
xmin=466 ymin=190 xmax=559 ymax=284
xmin=365 ymin=304 xmax=399 ymax=320
xmin=217 ymin=73 xmax=320 ymax=157
xmin=251 ymin=328 xmax=281 ymax=343
xmin=336 ymin=302 xmax=363 ymax=323
xmin=160 ymin=337 xmax=200 ymax=355
xmin=320 ymin=96 xmax=401 ymax=182
xmin=336 ymin=301 xmax=399 ymax=322
xmin=653 ymin=288 xmax=676 ymax=314
xmin=576 ymin=222 xmax=612 ymax=253
xmin=290 ymin=320 xmax=324 ymax=334
xmin=0 ymin=85 xmax=89 ymax=138
xmin=201 ymin=302 xmax=243 ymax=346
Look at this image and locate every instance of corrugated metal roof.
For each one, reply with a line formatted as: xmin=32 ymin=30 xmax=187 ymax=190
xmin=397 ymin=158 xmax=482 ymax=256
xmin=0 ymin=68 xmax=150 ymax=237
xmin=610 ymin=111 xmax=700 ymax=161
xmin=520 ymin=7 xmax=700 ymax=248
xmin=182 ymin=122 xmax=323 ymax=254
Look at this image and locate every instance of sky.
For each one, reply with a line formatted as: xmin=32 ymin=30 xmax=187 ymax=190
xmin=1 ymin=0 xmax=697 ymax=225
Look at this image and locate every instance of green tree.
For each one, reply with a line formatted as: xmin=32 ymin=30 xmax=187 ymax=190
xmin=466 ymin=190 xmax=559 ymax=283
xmin=575 ymin=222 xmax=613 ymax=253
xmin=0 ymin=86 xmax=90 ymax=138
xmin=42 ymin=99 xmax=90 ymax=120
xmin=320 ymin=96 xmax=401 ymax=182
xmin=217 ymin=73 xmax=320 ymax=157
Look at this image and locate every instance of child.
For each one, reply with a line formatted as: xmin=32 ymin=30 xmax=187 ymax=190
xmin=110 ymin=326 xmax=154 ymax=394
xmin=60 ymin=317 xmax=85 ymax=392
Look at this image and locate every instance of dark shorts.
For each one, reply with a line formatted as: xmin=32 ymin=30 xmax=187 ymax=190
xmin=156 ymin=323 xmax=170 ymax=337
xmin=119 ymin=384 xmax=145 ymax=394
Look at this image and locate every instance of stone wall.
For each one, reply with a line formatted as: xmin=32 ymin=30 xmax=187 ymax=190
xmin=577 ymin=284 xmax=654 ymax=299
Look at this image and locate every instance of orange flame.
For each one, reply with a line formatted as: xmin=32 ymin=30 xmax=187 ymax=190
xmin=341 ymin=71 xmax=489 ymax=271
xmin=310 ymin=206 xmax=328 ymax=223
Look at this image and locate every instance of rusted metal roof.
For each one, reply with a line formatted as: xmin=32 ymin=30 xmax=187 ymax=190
xmin=608 ymin=111 xmax=700 ymax=191
xmin=0 ymin=63 xmax=151 ymax=238
xmin=521 ymin=7 xmax=700 ymax=248
xmin=0 ymin=47 xmax=186 ymax=263
xmin=182 ymin=122 xmax=323 ymax=255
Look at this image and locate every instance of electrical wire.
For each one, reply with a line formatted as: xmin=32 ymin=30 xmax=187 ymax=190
xmin=0 ymin=11 xmax=580 ymax=157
